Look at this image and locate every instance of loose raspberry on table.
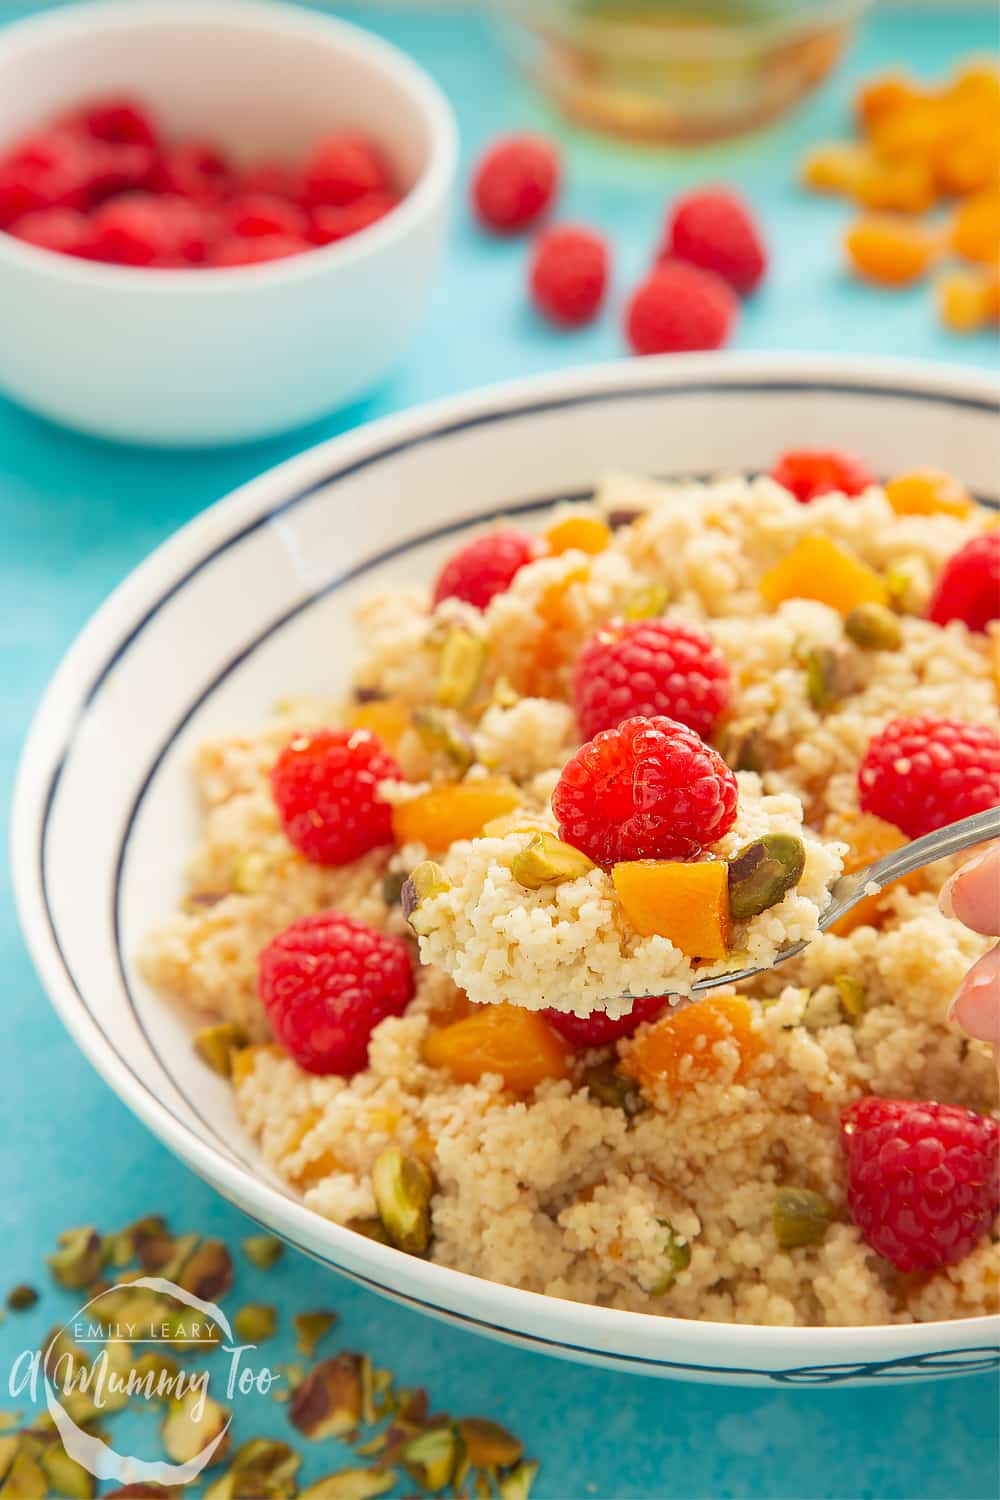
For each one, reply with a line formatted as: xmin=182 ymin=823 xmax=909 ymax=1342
xmin=573 ymin=618 xmax=732 ymax=742
xmin=858 ymin=714 xmax=1000 ymax=838
xmin=543 ymin=994 xmax=667 ymax=1048
xmin=663 ymin=186 xmax=768 ymax=295
xmin=625 ymin=260 xmax=737 ymax=355
xmin=432 ymin=527 xmax=540 ymax=609
xmin=552 ymin=714 xmax=739 ymax=866
xmin=90 ymin=193 xmax=213 ymax=266
xmin=259 ymin=911 xmax=414 ymax=1076
xmin=471 ymin=134 xmax=560 ymax=234
xmin=271 ymin=728 xmax=402 ymax=865
xmin=309 ymin=192 xmax=400 ymax=245
xmin=300 ymin=132 xmax=390 ymax=208
xmin=841 ymin=1096 xmax=999 ymax=1272
xmin=9 ymin=208 xmax=96 ymax=258
xmin=770 ymin=448 xmax=875 ymax=504
xmin=529 ymin=224 xmax=609 ymax=327
xmin=927 ymin=532 xmax=1000 ymax=633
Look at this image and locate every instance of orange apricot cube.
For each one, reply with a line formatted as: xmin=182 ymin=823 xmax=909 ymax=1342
xmin=545 ymin=514 xmax=612 ymax=557
xmin=612 ymin=859 xmax=730 ymax=960
xmin=934 ymin=128 xmax=1000 ymax=196
xmin=845 ymin=215 xmax=940 ymax=287
xmin=759 ymin=535 xmax=889 ymax=616
xmin=855 ymin=73 xmax=924 ymax=131
xmin=951 ymin=190 xmax=1000 ymax=266
xmin=884 ymin=468 xmax=975 ymax=519
xmin=827 ymin=811 xmax=922 ymax=935
xmin=990 ymin=633 xmax=1000 ymax=704
xmin=423 ymin=1003 xmax=570 ymax=1093
xmin=391 ymin=779 xmax=521 ymax=849
xmin=627 ymin=995 xmax=764 ymax=1096
xmin=800 ymin=141 xmax=876 ymax=196
xmin=855 ymin=158 xmax=936 ymax=215
xmin=937 ymin=266 xmax=1000 ymax=333
xmin=346 ymin=698 xmax=412 ymax=753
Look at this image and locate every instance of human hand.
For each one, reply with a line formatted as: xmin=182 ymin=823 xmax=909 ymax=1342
xmin=940 ymin=843 xmax=1000 ymax=1048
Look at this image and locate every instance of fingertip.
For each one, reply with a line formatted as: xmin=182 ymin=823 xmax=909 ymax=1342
xmin=939 ymin=843 xmax=1000 ymax=936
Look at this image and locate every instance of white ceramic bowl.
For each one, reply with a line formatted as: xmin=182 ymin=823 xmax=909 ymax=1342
xmin=13 ymin=354 xmax=1000 ymax=1386
xmin=0 ymin=0 xmax=456 ymax=446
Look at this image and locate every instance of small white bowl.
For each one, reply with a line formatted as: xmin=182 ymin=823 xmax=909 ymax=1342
xmin=0 ymin=0 xmax=457 ymax=446
xmin=13 ymin=354 xmax=1000 ymax=1387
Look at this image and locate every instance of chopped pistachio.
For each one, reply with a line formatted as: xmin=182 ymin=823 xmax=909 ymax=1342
xmin=436 ymin=629 xmax=486 ymax=709
xmin=381 ymin=870 xmax=406 ymax=908
xmin=204 ymin=1438 xmax=301 ymax=1500
xmin=242 ymin=1234 xmax=284 ymax=1270
xmin=194 ymin=1023 xmax=250 ymax=1078
xmin=298 ymin=1470 xmax=397 ymax=1500
xmin=606 ymin=506 xmax=644 ymax=529
xmin=457 ymin=1418 xmax=523 ymax=1469
xmin=6 ymin=1285 xmax=38 ymax=1312
xmin=133 ymin=1350 xmax=180 ymax=1393
xmin=650 ymin=1221 xmax=692 ymax=1295
xmin=103 ymin=1213 xmax=169 ymax=1268
xmin=885 ymin=563 xmax=917 ymax=613
xmin=360 ymin=1355 xmax=378 ymax=1427
xmin=719 ymin=719 xmax=768 ymax=774
xmin=144 ymin=1229 xmax=198 ymax=1278
xmin=293 ymin=1310 xmax=337 ymax=1360
xmin=0 ymin=1419 xmax=18 ymax=1436
xmin=46 ymin=1227 xmax=103 ymax=1291
xmin=161 ymin=1390 xmax=230 ymax=1467
xmin=844 ymin=602 xmax=902 ymax=651
xmin=401 ymin=861 xmax=453 ymax=938
xmin=290 ymin=1354 xmax=364 ymax=1440
xmin=40 ymin=1442 xmax=95 ymax=1499
xmin=834 ymin=974 xmax=867 ymax=1023
xmin=498 ymin=1460 xmax=540 ymax=1500
xmin=178 ymin=1239 xmax=233 ymax=1302
xmin=625 ymin=584 xmax=670 ymax=620
xmin=804 ymin=646 xmax=855 ymax=711
xmin=345 ymin=1217 xmax=393 ymax=1247
xmin=727 ymin=834 xmax=806 ymax=921
xmin=583 ymin=1060 xmax=646 ymax=1119
xmin=233 ymin=1304 xmax=277 ymax=1343
xmin=0 ymin=1436 xmax=17 ymax=1487
xmin=510 ymin=832 xmax=595 ymax=890
xmin=372 ymin=1146 xmax=434 ymax=1255
xmin=772 ymin=1187 xmax=835 ymax=1249
xmin=412 ymin=708 xmax=475 ymax=773
xmin=0 ymin=1441 xmax=46 ymax=1499
xmin=491 ymin=675 xmax=520 ymax=709
xmin=401 ymin=1424 xmax=464 ymax=1493
xmin=232 ymin=850 xmax=271 ymax=894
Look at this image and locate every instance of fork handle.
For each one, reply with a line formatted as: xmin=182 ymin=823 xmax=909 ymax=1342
xmin=866 ymin=805 xmax=1000 ymax=891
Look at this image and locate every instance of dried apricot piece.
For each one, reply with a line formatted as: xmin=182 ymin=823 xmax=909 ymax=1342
xmin=627 ymin=994 xmax=763 ymax=1096
xmin=855 ymin=158 xmax=936 ymax=215
xmin=544 ymin=514 xmax=612 ymax=556
xmin=884 ymin=468 xmax=975 ymax=519
xmin=937 ymin=265 xmax=1000 ymax=333
xmin=423 ymin=1003 xmax=570 ymax=1093
xmin=612 ymin=859 xmax=730 ymax=959
xmin=845 ymin=214 xmax=940 ymax=287
xmin=826 ymin=811 xmax=923 ymax=935
xmin=856 ymin=72 xmax=924 ymax=131
xmin=513 ymin=563 xmax=590 ymax=695
xmin=951 ymin=190 xmax=1000 ymax=266
xmin=346 ymin=698 xmax=412 ymax=752
xmin=800 ymin=141 xmax=875 ymax=196
xmin=934 ymin=128 xmax=1000 ymax=197
xmin=759 ymin=535 xmax=889 ymax=615
xmin=391 ymin=780 xmax=521 ymax=849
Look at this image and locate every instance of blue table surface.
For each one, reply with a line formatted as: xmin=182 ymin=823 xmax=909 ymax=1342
xmin=2 ymin=3 xmax=999 ymax=1497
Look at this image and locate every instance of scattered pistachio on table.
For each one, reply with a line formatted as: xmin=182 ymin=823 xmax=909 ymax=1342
xmin=5 ymin=1285 xmax=38 ymax=1312
xmin=294 ymin=1310 xmax=338 ymax=1361
xmin=241 ymin=1233 xmax=284 ymax=1270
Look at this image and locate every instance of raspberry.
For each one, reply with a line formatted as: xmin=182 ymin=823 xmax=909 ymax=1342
xmin=209 ymin=235 xmax=310 ymax=267
xmin=471 ymin=135 xmax=560 ymax=234
xmin=227 ymin=193 xmax=309 ymax=240
xmin=9 ymin=208 xmax=96 ymax=258
xmin=858 ymin=714 xmax=1000 ymax=838
xmin=88 ymin=142 xmax=158 ymax=203
xmin=927 ymin=533 xmax=1000 ymax=633
xmin=573 ymin=619 xmax=731 ymax=742
xmin=0 ymin=131 xmax=97 ymax=220
xmin=90 ymin=193 xmax=212 ymax=266
xmin=259 ymin=911 xmax=414 ymax=1076
xmin=625 ymin=260 xmax=737 ymax=355
xmin=543 ymin=994 xmax=667 ymax=1048
xmin=529 ymin=224 xmax=609 ymax=327
xmin=663 ymin=187 xmax=768 ymax=295
xmin=153 ymin=142 xmax=232 ymax=203
xmin=238 ymin=161 xmax=296 ymax=199
xmin=300 ymin=132 xmax=390 ymax=208
xmin=271 ymin=728 xmax=402 ymax=865
xmin=552 ymin=715 xmax=739 ymax=866
xmin=309 ymin=192 xmax=400 ymax=245
xmin=61 ymin=95 xmax=159 ymax=150
xmin=841 ymin=1097 xmax=999 ymax=1272
xmin=432 ymin=528 xmax=540 ymax=609
xmin=0 ymin=161 xmax=46 ymax=228
xmin=770 ymin=448 xmax=875 ymax=504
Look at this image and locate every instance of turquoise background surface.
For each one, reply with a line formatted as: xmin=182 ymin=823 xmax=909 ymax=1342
xmin=2 ymin=3 xmax=999 ymax=1496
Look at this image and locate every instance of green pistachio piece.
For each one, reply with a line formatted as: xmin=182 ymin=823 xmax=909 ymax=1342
xmin=833 ymin=974 xmax=867 ymax=1023
xmin=401 ymin=861 xmax=452 ymax=937
xmin=401 ymin=1424 xmax=465 ymax=1493
xmin=727 ymin=834 xmax=806 ymax=921
xmin=298 ymin=1471 xmax=397 ymax=1500
xmin=204 ymin=1438 xmax=302 ymax=1500
xmin=6 ymin=1285 xmax=37 ymax=1312
xmin=40 ymin=1441 xmax=96 ymax=1499
xmin=103 ymin=1213 xmax=169 ymax=1269
xmin=242 ymin=1234 xmax=284 ymax=1270
xmin=457 ymin=1418 xmax=523 ymax=1469
xmin=194 ymin=1023 xmax=250 ymax=1078
xmin=371 ymin=1147 xmax=434 ymax=1255
xmin=649 ymin=1222 xmax=692 ymax=1295
xmin=345 ymin=1217 xmax=393 ymax=1247
xmin=885 ymin=563 xmax=918 ymax=613
xmin=625 ymin=584 xmax=670 ymax=621
xmin=436 ymin=629 xmax=486 ymax=709
xmin=498 ymin=1460 xmax=540 ymax=1500
xmin=133 ymin=1349 xmax=180 ymax=1394
xmin=47 ymin=1227 xmax=102 ymax=1290
xmin=719 ymin=720 xmax=769 ymax=774
xmin=510 ymin=832 xmax=595 ymax=890
xmin=772 ymin=1187 xmax=834 ymax=1248
xmin=804 ymin=646 xmax=855 ymax=711
xmin=293 ymin=1310 xmax=337 ymax=1360
xmin=844 ymin=602 xmax=903 ymax=651
xmin=290 ymin=1354 xmax=364 ymax=1440
xmin=0 ymin=1442 xmax=46 ymax=1499
xmin=178 ymin=1239 xmax=233 ymax=1302
xmin=161 ymin=1390 xmax=230 ymax=1467
xmin=381 ymin=870 xmax=406 ymax=907
xmin=412 ymin=707 xmax=475 ymax=772
xmin=144 ymin=1229 xmax=198 ymax=1278
xmin=0 ymin=1436 xmax=18 ymax=1488
xmin=233 ymin=1304 xmax=277 ymax=1343
xmin=583 ymin=1060 xmax=646 ymax=1119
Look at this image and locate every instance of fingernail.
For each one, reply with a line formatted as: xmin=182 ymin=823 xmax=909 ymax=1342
xmin=939 ymin=847 xmax=993 ymax=919
xmin=947 ymin=967 xmax=995 ymax=1021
